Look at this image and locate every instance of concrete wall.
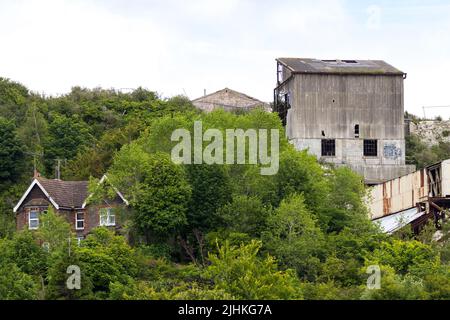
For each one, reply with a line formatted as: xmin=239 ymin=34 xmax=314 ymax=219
xmin=287 ymin=74 xmax=404 ymax=140
xmin=281 ymin=73 xmax=414 ymax=183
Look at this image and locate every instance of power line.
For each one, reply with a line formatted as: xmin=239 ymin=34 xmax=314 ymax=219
xmin=422 ymin=105 xmax=450 ymax=119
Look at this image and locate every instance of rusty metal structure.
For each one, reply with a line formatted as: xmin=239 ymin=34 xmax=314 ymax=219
xmin=369 ymin=159 xmax=449 ymax=233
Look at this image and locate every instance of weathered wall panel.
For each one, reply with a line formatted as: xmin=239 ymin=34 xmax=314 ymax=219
xmin=368 ymin=168 xmax=428 ymax=219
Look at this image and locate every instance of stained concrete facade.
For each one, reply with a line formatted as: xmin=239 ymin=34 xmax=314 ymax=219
xmin=274 ymin=58 xmax=416 ymax=184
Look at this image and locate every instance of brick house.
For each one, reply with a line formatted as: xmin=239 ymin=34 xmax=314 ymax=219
xmin=13 ymin=174 xmax=129 ymax=240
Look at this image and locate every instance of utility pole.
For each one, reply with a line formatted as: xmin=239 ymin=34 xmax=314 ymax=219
xmin=54 ymin=158 xmax=66 ymax=180
xmin=23 ymin=151 xmax=43 ymax=177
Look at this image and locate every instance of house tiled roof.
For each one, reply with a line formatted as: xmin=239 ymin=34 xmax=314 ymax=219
xmin=37 ymin=177 xmax=89 ymax=208
xmin=13 ymin=175 xmax=129 ymax=213
xmin=276 ymin=58 xmax=404 ymax=75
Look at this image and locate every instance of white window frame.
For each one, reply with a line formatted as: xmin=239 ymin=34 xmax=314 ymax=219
xmin=75 ymin=212 xmax=85 ymax=230
xmin=28 ymin=209 xmax=39 ymax=230
xmin=99 ymin=208 xmax=115 ymax=226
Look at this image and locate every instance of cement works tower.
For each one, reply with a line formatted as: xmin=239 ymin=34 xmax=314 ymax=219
xmin=274 ymin=57 xmax=416 ymax=184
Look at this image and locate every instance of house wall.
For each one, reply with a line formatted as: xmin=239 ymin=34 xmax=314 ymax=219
xmin=16 ymin=187 xmax=126 ymax=237
xmin=283 ymin=73 xmax=415 ymax=183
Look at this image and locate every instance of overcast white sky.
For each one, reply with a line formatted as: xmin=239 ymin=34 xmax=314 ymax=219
xmin=1 ymin=0 xmax=450 ymax=118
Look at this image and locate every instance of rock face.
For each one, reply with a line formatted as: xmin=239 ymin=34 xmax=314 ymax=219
xmin=409 ymin=120 xmax=450 ymax=145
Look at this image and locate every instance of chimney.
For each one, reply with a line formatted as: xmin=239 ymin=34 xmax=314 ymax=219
xmin=33 ymin=169 xmax=40 ymax=179
xmin=204 ymin=89 xmax=206 ymax=96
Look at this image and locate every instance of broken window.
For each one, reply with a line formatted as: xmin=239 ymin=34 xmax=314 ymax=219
xmin=321 ymin=139 xmax=336 ymax=156
xmin=364 ymin=139 xmax=378 ymax=157
xmin=354 ymin=124 xmax=359 ymax=138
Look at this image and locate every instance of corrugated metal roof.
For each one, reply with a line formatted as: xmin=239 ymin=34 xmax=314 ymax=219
xmin=373 ymin=207 xmax=426 ymax=234
xmin=276 ymin=58 xmax=405 ymax=75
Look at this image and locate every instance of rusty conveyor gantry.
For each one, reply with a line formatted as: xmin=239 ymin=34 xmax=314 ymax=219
xmin=369 ymin=160 xmax=449 ymax=234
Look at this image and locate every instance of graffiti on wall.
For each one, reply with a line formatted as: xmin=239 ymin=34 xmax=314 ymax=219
xmin=383 ymin=143 xmax=402 ymax=160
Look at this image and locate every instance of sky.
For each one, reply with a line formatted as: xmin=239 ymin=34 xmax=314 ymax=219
xmin=1 ymin=0 xmax=450 ymax=118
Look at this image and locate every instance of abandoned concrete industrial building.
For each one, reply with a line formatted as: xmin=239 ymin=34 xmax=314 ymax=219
xmin=273 ymin=57 xmax=416 ymax=184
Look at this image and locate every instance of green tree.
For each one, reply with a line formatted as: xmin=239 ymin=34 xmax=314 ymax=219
xmin=0 ymin=117 xmax=26 ymax=188
xmin=321 ymin=166 xmax=374 ymax=234
xmin=109 ymin=145 xmax=191 ymax=240
xmin=185 ymin=164 xmax=232 ymax=232
xmin=36 ymin=206 xmax=72 ymax=252
xmin=0 ymin=262 xmax=38 ymax=300
xmin=262 ymin=194 xmax=325 ymax=281
xmin=217 ymin=195 xmax=271 ymax=237
xmin=361 ymin=266 xmax=427 ymax=300
xmin=205 ymin=240 xmax=302 ymax=299
xmin=44 ymin=114 xmax=93 ymax=175
xmin=17 ymin=101 xmax=48 ymax=172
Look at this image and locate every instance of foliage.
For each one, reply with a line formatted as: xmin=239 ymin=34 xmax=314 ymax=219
xmin=217 ymin=195 xmax=271 ymax=237
xmin=109 ymin=147 xmax=191 ymax=239
xmin=36 ymin=206 xmax=72 ymax=252
xmin=205 ymin=240 xmax=303 ymax=299
xmin=262 ymin=194 xmax=325 ymax=281
xmin=0 ymin=262 xmax=38 ymax=300
xmin=0 ymin=117 xmax=26 ymax=187
xmin=1 ymin=81 xmax=449 ymax=300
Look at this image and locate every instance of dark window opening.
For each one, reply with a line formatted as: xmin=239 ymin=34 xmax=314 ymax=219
xmin=284 ymin=93 xmax=291 ymax=109
xmin=354 ymin=124 xmax=359 ymax=138
xmin=321 ymin=130 xmax=325 ymax=137
xmin=343 ymin=60 xmax=358 ymax=63
xmin=364 ymin=139 xmax=377 ymax=157
xmin=321 ymin=139 xmax=335 ymax=156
